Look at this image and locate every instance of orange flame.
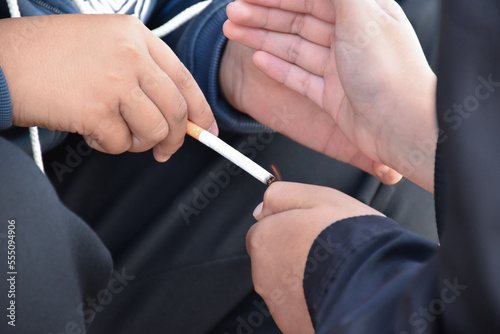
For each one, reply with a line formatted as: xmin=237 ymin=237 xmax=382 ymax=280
xmin=270 ymin=164 xmax=282 ymax=182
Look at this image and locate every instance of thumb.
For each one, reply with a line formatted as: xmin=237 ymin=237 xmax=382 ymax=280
xmin=332 ymin=0 xmax=389 ymax=25
xmin=255 ymin=182 xmax=332 ymax=220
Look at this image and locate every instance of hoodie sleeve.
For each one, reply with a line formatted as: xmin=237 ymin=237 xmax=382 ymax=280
xmin=302 ymin=0 xmax=500 ymax=333
xmin=0 ymin=66 xmax=13 ymax=130
xmin=165 ymin=0 xmax=270 ymax=133
xmin=303 ymin=216 xmax=441 ymax=334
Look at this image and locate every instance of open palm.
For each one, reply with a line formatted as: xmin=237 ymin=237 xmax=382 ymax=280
xmin=224 ymin=0 xmax=437 ymax=191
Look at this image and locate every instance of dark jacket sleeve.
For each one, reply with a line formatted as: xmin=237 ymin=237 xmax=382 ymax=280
xmin=303 ymin=0 xmax=500 ymax=333
xmin=304 ymin=216 xmax=440 ymax=334
xmin=163 ymin=0 xmax=270 ymax=133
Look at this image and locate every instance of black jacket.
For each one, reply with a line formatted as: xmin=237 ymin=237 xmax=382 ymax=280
xmin=303 ymin=0 xmax=500 ymax=332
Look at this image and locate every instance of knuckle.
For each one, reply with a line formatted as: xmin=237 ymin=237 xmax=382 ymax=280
xmin=304 ymin=0 xmax=315 ymax=15
xmin=287 ymin=37 xmax=302 ymax=63
xmin=115 ymin=14 xmax=144 ymax=32
xmin=118 ymin=41 xmax=143 ymax=62
xmin=195 ymin=103 xmax=213 ymax=124
xmin=177 ymin=65 xmax=195 ymax=91
xmin=299 ymin=72 xmax=313 ymax=98
xmin=171 ymin=95 xmax=188 ymax=123
xmin=290 ymin=13 xmax=305 ymax=34
xmin=247 ymin=224 xmax=265 ymax=253
xmin=150 ymin=119 xmax=169 ymax=142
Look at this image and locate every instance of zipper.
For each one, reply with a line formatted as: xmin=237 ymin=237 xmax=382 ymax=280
xmin=28 ymin=0 xmax=66 ymax=14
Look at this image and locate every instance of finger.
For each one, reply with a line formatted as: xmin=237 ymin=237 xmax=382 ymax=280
xmin=252 ymin=51 xmax=325 ymax=109
xmin=333 ymin=0 xmax=394 ymax=27
xmin=136 ymin=60 xmax=188 ymax=161
xmin=120 ymin=85 xmax=170 ymax=155
xmin=374 ymin=0 xmax=406 ymax=21
xmin=83 ymin=113 xmax=132 ymax=155
xmin=145 ymin=32 xmax=217 ymax=135
xmin=372 ymin=161 xmax=403 ymax=185
xmin=257 ymin=182 xmax=332 ymax=220
xmin=241 ymin=0 xmax=335 ymax=23
xmin=346 ymin=150 xmax=402 ymax=184
xmin=226 ymin=1 xmax=334 ymax=47
xmin=320 ymin=133 xmax=402 ymax=185
xmin=224 ymin=22 xmax=330 ymax=77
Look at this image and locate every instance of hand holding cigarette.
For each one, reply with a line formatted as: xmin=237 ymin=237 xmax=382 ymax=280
xmin=224 ymin=0 xmax=438 ymax=189
xmin=186 ymin=121 xmax=275 ymax=185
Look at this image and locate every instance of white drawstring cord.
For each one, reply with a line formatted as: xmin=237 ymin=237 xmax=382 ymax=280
xmin=6 ymin=0 xmax=45 ymax=173
xmin=151 ymin=1 xmax=212 ymax=38
xmin=74 ymin=0 xmax=212 ymax=37
xmin=72 ymin=0 xmax=87 ymax=14
xmin=6 ymin=0 xmax=20 ymax=17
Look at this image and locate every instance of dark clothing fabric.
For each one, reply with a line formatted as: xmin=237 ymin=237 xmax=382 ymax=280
xmin=302 ymin=0 xmax=500 ymax=333
xmin=0 ymin=0 xmax=440 ymax=333
xmin=435 ymin=0 xmax=500 ymax=331
xmin=0 ymin=67 xmax=11 ymax=130
xmin=0 ymin=137 xmax=112 ymax=333
xmin=42 ymin=130 xmax=437 ymax=334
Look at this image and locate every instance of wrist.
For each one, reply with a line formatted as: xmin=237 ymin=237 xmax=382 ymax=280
xmin=219 ymin=40 xmax=244 ymax=111
xmin=382 ymin=71 xmax=437 ymax=192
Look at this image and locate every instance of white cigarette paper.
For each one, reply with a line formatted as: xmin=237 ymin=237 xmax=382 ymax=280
xmin=187 ymin=121 xmax=275 ymax=185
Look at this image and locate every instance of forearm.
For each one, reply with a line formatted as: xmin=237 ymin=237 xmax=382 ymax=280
xmin=384 ymin=72 xmax=438 ymax=193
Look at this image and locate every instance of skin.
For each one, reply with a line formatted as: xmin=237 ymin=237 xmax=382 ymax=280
xmin=0 ymin=7 xmax=434 ymax=333
xmin=220 ymin=38 xmax=402 ymax=185
xmin=224 ymin=0 xmax=437 ymax=193
xmin=0 ymin=14 xmax=217 ymax=162
xmin=224 ymin=0 xmax=438 ymax=332
xmin=248 ymin=181 xmax=384 ymax=333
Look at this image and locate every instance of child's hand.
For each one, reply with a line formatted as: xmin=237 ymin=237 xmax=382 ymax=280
xmin=225 ymin=0 xmax=437 ymax=192
xmin=247 ymin=182 xmax=383 ymax=334
xmin=0 ymin=14 xmax=216 ymax=162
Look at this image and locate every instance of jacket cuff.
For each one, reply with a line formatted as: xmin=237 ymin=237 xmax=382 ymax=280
xmin=0 ymin=66 xmax=13 ymax=131
xmin=176 ymin=0 xmax=269 ymax=133
xmin=303 ymin=215 xmax=406 ymax=329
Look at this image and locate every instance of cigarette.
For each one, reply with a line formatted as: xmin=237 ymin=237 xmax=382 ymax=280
xmin=186 ymin=121 xmax=275 ymax=185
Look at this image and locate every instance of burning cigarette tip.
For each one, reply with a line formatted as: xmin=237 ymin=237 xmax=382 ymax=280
xmin=266 ymin=176 xmax=276 ymax=186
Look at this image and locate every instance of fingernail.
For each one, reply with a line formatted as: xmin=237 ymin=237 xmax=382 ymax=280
xmin=208 ymin=121 xmax=219 ymax=136
xmin=253 ymin=202 xmax=263 ymax=219
xmin=159 ymin=154 xmax=171 ymax=163
xmin=377 ymin=165 xmax=390 ymax=177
